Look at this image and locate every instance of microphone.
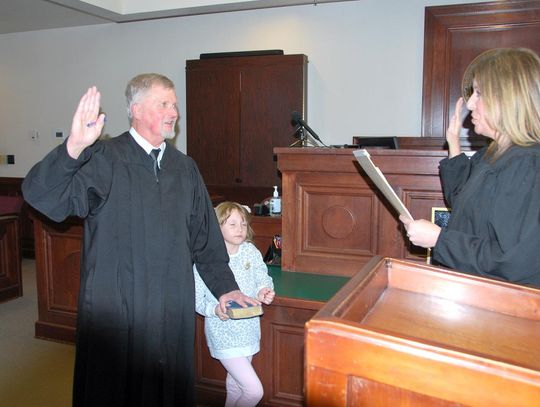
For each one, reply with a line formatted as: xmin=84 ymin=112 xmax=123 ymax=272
xmin=291 ymin=111 xmax=322 ymax=142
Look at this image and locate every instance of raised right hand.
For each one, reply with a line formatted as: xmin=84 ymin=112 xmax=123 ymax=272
xmin=66 ymin=86 xmax=106 ymax=159
xmin=446 ymin=97 xmax=464 ymax=158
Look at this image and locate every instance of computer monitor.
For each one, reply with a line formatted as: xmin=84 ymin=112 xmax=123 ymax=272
xmin=354 ymin=137 xmax=399 ymax=149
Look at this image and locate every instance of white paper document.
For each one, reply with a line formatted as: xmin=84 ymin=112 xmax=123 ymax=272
xmin=353 ymin=149 xmax=413 ymax=220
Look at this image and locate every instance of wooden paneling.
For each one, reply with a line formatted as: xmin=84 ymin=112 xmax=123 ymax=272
xmin=305 ymin=257 xmax=540 ymax=406
xmin=187 ymin=66 xmax=241 ymax=186
xmin=0 ymin=216 xmax=22 ymax=302
xmin=422 ymin=0 xmax=540 ymax=138
xmin=32 ymin=213 xmax=82 ymax=343
xmin=251 ymin=215 xmax=281 ymax=256
xmin=275 ymin=148 xmax=447 ymax=276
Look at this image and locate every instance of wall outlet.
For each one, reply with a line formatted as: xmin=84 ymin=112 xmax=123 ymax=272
xmin=0 ymin=155 xmax=14 ymax=164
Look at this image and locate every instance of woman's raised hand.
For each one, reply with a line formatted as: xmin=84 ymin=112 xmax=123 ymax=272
xmin=446 ymin=97 xmax=464 ymax=158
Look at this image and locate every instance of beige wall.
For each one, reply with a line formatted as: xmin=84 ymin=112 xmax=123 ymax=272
xmin=0 ymin=0 xmax=490 ymax=177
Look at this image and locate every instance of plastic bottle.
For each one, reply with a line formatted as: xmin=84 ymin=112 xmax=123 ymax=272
xmin=270 ymin=186 xmax=281 ymax=217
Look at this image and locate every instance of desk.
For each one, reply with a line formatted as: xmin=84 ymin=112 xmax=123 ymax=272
xmin=268 ymin=265 xmax=348 ymax=301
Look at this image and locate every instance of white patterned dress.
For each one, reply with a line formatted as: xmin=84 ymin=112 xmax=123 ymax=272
xmin=194 ymin=241 xmax=274 ymax=359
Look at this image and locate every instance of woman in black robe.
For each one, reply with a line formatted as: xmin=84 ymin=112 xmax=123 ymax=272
xmin=22 ymin=74 xmax=259 ymax=406
xmin=401 ymin=48 xmax=540 ymax=288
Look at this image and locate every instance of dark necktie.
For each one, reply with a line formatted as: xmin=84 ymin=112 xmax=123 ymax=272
xmin=150 ymin=148 xmax=161 ymax=182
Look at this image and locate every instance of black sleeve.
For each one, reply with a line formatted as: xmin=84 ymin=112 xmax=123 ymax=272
xmin=434 ymin=153 xmax=540 ymax=286
xmin=22 ymin=141 xmax=112 ymax=222
xmin=188 ymin=161 xmax=239 ymax=299
xmin=439 ymin=154 xmax=470 ymax=207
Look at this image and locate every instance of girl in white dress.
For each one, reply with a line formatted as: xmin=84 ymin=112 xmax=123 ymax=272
xmin=194 ymin=202 xmax=275 ymax=406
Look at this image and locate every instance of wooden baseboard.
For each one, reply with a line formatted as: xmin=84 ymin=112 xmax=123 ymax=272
xmin=35 ymin=321 xmax=76 ymax=344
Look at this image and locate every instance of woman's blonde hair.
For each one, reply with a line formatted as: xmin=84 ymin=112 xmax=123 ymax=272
xmin=215 ymin=202 xmax=254 ymax=243
xmin=461 ymin=48 xmax=540 ymax=158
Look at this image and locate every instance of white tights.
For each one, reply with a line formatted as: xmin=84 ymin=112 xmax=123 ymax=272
xmin=220 ymin=356 xmax=264 ymax=407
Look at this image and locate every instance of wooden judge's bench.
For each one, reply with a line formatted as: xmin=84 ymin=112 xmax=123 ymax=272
xmin=275 ymin=147 xmax=447 ymax=276
xmin=275 ymin=147 xmax=540 ymax=405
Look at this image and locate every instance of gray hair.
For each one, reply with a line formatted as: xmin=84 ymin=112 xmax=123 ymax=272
xmin=125 ymin=73 xmax=175 ymax=121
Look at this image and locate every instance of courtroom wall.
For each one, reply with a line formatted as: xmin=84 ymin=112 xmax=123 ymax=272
xmin=0 ymin=0 xmax=491 ymax=177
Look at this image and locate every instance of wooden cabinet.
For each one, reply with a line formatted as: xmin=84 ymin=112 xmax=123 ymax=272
xmin=305 ymin=257 xmax=540 ymax=406
xmin=250 ymin=215 xmax=281 ymax=256
xmin=186 ymin=54 xmax=307 ymax=205
xmin=32 ymin=212 xmax=82 ymax=343
xmin=0 ymin=215 xmax=22 ymax=302
xmin=275 ymin=147 xmax=447 ymax=276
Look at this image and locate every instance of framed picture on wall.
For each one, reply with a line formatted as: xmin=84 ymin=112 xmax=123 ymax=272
xmin=432 ymin=207 xmax=451 ymax=228
xmin=427 ymin=207 xmax=451 ymax=265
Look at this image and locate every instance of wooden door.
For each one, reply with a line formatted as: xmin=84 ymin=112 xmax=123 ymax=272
xmin=422 ymin=0 xmax=540 ymax=139
xmin=240 ymin=58 xmax=306 ymax=187
xmin=186 ymin=54 xmax=307 ymax=203
xmin=186 ymin=66 xmax=241 ymax=186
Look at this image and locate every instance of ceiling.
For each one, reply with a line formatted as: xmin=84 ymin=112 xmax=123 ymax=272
xmin=0 ymin=0 xmax=346 ymax=35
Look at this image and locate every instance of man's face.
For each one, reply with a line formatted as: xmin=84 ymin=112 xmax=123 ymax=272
xmin=132 ymin=85 xmax=178 ymax=145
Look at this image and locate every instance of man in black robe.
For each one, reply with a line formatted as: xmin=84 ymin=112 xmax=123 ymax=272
xmin=22 ymin=74 xmax=258 ymax=406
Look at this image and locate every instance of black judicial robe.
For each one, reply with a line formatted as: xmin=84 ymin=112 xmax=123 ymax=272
xmin=22 ymin=132 xmax=239 ymax=406
xmin=433 ymin=145 xmax=540 ymax=288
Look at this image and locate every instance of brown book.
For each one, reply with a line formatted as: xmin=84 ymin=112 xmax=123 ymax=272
xmin=226 ymin=301 xmax=263 ymax=319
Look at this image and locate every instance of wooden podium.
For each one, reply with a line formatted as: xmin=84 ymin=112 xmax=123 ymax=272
xmin=305 ymin=257 xmax=540 ymax=406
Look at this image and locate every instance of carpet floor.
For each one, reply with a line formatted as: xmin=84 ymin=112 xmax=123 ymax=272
xmin=0 ymin=258 xmax=74 ymax=407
